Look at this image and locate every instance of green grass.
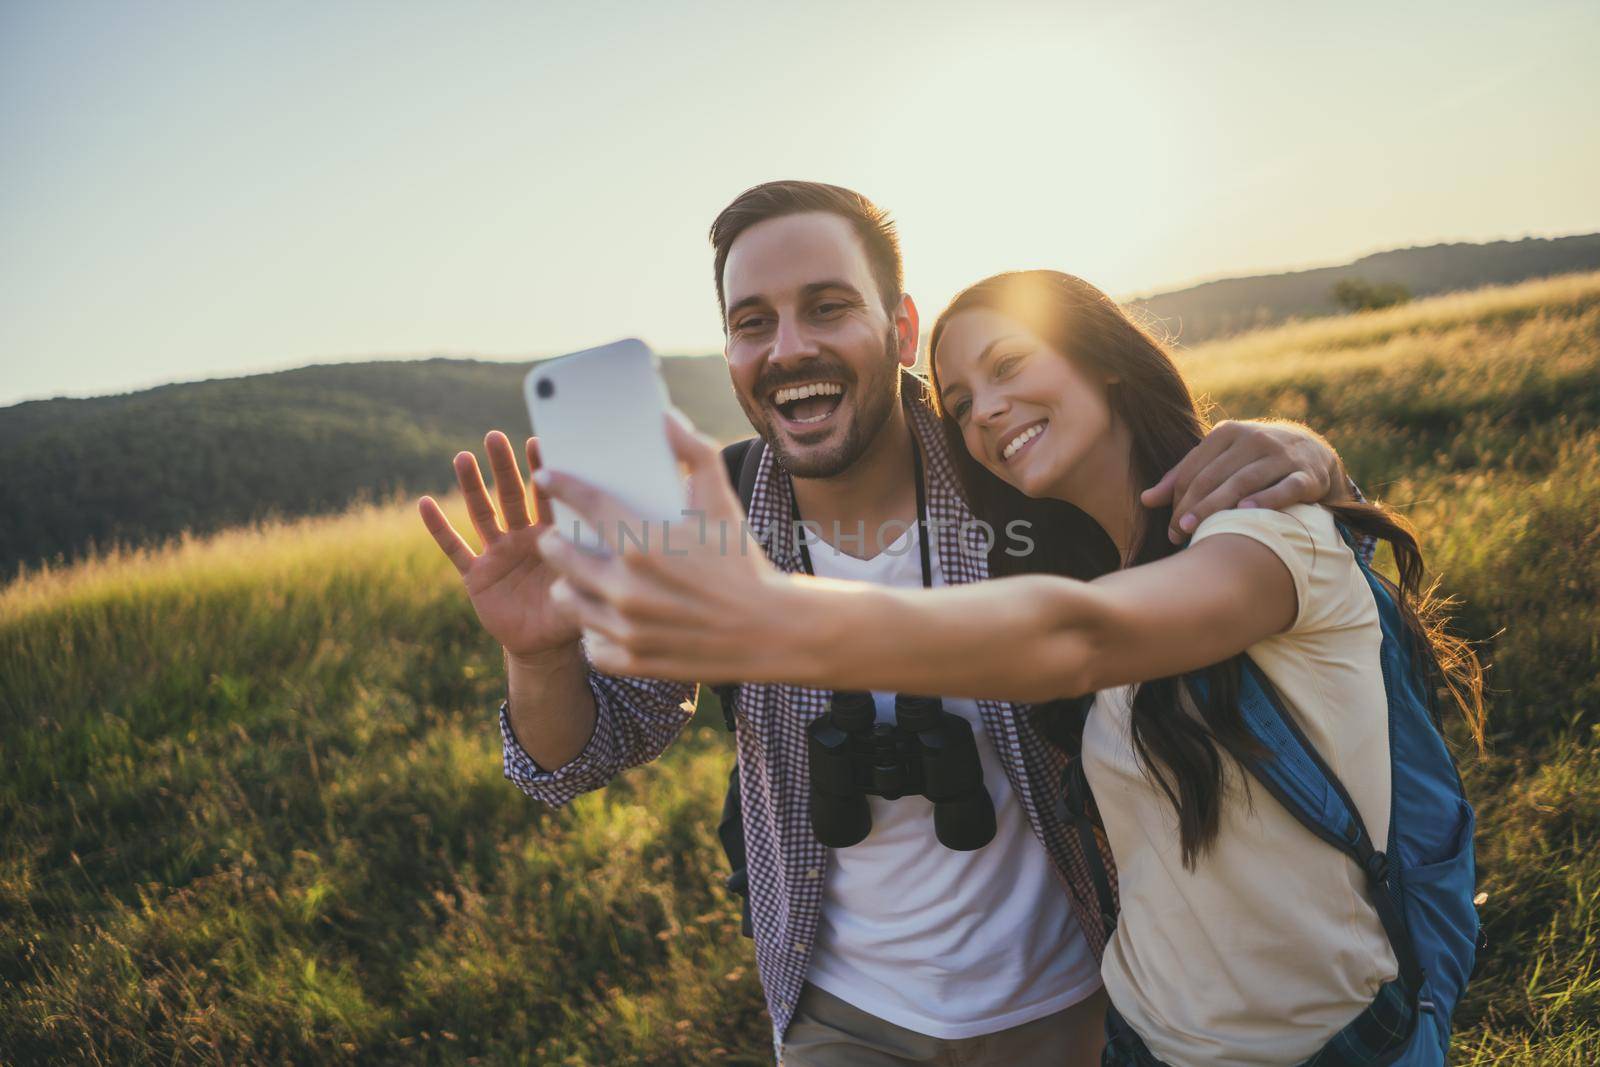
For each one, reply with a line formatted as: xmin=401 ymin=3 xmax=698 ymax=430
xmin=4 ymin=272 xmax=1599 ymax=1064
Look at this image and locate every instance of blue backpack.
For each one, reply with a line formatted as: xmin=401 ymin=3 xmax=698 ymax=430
xmin=1066 ymin=526 xmax=1482 ymax=1065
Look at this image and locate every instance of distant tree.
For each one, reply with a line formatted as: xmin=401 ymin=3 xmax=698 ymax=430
xmin=1333 ymin=277 xmax=1411 ymax=312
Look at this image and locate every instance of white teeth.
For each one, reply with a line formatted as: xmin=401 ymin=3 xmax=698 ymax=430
xmin=1001 ymin=423 xmax=1044 ymax=460
xmin=772 ymin=382 xmax=844 ymax=406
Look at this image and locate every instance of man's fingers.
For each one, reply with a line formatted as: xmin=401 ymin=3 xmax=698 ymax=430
xmin=1179 ymin=459 xmax=1285 ymax=533
xmin=1239 ymin=470 xmax=1320 ymax=512
xmin=1140 ymin=467 xmax=1178 ymax=508
xmin=454 ymin=450 xmax=504 ymax=549
xmin=525 ymin=436 xmax=555 ymax=530
xmin=1153 ymin=423 xmax=1235 ymax=529
xmin=1169 ymin=445 xmax=1244 ymax=537
xmin=486 ymin=430 xmax=532 ymax=531
xmin=417 ymin=495 xmax=476 ymax=575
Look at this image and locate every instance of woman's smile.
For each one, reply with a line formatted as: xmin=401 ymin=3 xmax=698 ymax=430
xmin=998 ymin=419 xmax=1048 ymax=464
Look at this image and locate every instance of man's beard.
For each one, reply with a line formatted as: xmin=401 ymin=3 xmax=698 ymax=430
xmin=741 ymin=326 xmax=902 ymax=480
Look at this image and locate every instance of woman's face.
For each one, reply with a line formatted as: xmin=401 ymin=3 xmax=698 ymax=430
xmin=934 ymin=308 xmax=1116 ymax=499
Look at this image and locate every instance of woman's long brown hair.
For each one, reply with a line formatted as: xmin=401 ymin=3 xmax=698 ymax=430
xmin=927 ymin=270 xmax=1486 ymax=867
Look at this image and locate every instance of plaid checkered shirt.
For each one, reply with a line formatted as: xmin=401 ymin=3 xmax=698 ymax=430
xmin=499 ymin=373 xmax=1119 ymax=1058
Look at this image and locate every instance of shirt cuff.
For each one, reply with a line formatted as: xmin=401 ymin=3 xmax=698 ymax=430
xmin=499 ymin=683 xmax=620 ymax=806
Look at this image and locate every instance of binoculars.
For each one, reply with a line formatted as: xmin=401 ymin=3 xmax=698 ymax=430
xmin=806 ymin=690 xmax=997 ymax=851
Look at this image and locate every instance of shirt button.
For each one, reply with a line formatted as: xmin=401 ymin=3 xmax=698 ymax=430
xmin=805 ymin=867 xmax=820 ymax=878
xmin=792 ymin=941 xmax=805 ymax=953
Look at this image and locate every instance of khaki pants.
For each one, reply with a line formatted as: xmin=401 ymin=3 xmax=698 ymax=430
xmin=780 ymin=981 xmax=1109 ymax=1067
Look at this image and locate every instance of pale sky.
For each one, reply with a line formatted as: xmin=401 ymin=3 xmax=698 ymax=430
xmin=2 ymin=0 xmax=1596 ymax=407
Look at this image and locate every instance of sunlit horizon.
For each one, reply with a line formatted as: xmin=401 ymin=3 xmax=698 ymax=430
xmin=3 ymin=0 xmax=1596 ymax=407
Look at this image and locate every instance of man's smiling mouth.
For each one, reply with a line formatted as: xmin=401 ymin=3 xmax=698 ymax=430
xmin=771 ymin=381 xmax=846 ymax=426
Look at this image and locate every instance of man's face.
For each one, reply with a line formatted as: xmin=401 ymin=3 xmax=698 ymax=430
xmin=721 ymin=212 xmax=912 ymax=478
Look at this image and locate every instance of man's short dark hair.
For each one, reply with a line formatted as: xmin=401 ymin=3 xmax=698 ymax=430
xmin=709 ymin=180 xmax=903 ymax=325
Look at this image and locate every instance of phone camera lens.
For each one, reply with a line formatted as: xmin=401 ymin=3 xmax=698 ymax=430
xmin=536 ymin=378 xmax=555 ymax=399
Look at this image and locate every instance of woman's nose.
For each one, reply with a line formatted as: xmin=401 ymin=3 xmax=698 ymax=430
xmin=973 ymin=391 xmax=1009 ymax=425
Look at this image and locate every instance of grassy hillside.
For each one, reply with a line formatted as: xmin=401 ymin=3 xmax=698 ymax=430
xmin=3 ymin=273 xmax=1598 ymax=1063
xmin=1133 ymin=232 xmax=1600 ymax=344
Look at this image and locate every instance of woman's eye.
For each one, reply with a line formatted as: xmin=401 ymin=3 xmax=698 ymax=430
xmin=994 ymin=353 xmax=1022 ymax=376
xmin=952 ymin=399 xmax=970 ymax=421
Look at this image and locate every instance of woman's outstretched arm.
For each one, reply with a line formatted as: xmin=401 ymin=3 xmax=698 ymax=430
xmin=768 ymin=532 xmax=1299 ymax=703
xmin=532 ymin=412 xmax=1300 ymax=702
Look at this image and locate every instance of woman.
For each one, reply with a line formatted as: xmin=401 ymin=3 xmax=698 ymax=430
xmin=535 ymin=270 xmax=1485 ymax=1065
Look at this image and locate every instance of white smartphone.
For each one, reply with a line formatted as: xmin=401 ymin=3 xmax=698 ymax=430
xmin=523 ymin=338 xmax=685 ymax=551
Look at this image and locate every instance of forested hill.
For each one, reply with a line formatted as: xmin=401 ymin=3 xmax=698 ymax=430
xmin=1132 ymin=232 xmax=1600 ymax=343
xmin=7 ymin=231 xmax=1598 ymax=578
xmin=0 ymin=355 xmax=749 ymax=578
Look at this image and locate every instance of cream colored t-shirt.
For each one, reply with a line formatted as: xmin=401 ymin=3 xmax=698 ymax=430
xmin=1083 ymin=503 xmax=1399 ymax=1067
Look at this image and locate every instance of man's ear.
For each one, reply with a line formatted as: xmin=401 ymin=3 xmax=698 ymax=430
xmin=895 ymin=293 xmax=920 ymax=369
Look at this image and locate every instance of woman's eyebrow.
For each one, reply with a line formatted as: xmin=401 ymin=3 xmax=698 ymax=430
xmin=938 ymin=334 xmax=1027 ymax=403
xmin=977 ymin=335 xmax=1027 ymax=365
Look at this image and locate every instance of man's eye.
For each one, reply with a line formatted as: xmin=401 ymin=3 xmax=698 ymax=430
xmin=736 ymin=316 xmax=772 ymax=332
xmin=815 ymin=302 xmax=846 ymax=316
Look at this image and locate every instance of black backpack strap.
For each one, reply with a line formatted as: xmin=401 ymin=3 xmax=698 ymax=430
xmin=711 ymin=439 xmax=766 ymax=941
xmin=716 ymin=761 xmax=754 ymax=938
xmin=723 ymin=436 xmax=766 ymax=512
xmin=709 ymin=438 xmax=765 ymax=732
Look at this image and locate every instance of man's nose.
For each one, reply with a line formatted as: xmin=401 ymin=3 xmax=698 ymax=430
xmin=770 ymin=315 xmax=815 ymax=366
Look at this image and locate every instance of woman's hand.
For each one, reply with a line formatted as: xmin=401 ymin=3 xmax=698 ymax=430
xmin=533 ymin=411 xmax=800 ymax=682
xmin=417 ymin=431 xmax=583 ymax=661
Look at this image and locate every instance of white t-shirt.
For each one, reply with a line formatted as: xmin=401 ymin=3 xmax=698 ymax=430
xmin=802 ymin=521 xmax=1102 ymax=1039
xmin=1084 ymin=504 xmax=1399 ymax=1066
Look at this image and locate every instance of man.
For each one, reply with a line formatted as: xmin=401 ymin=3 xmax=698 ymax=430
xmin=418 ymin=181 xmax=1355 ymax=1064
